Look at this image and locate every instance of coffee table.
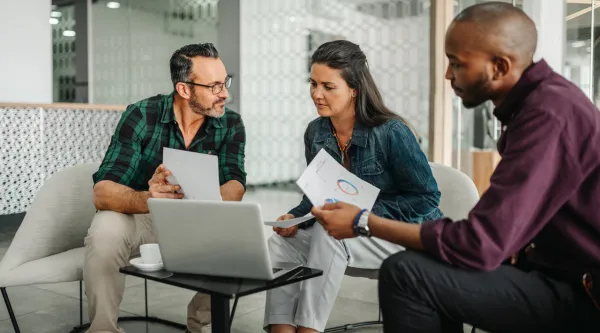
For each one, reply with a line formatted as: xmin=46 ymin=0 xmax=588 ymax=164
xmin=118 ymin=266 xmax=323 ymax=333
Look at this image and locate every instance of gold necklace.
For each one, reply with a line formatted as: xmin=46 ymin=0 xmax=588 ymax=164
xmin=332 ymin=129 xmax=352 ymax=166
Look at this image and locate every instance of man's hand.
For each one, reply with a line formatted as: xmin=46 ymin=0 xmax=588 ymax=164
xmin=148 ymin=164 xmax=184 ymax=199
xmin=311 ymin=201 xmax=361 ymax=240
xmin=510 ymin=243 xmax=535 ymax=265
xmin=273 ymin=214 xmax=298 ymax=238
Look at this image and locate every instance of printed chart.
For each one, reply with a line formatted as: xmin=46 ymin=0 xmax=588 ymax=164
xmin=296 ymin=149 xmax=379 ymax=210
xmin=336 ymin=179 xmax=359 ymax=196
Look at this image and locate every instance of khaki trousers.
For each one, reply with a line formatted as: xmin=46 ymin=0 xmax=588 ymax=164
xmin=83 ymin=210 xmax=210 ymax=333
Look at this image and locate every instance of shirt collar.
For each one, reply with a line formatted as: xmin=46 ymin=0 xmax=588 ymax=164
xmin=160 ymin=92 xmax=176 ymax=124
xmin=493 ymin=59 xmax=553 ymax=123
xmin=160 ymin=91 xmax=224 ymax=129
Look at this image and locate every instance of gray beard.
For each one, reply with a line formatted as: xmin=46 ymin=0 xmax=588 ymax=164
xmin=189 ymin=97 xmax=224 ymax=118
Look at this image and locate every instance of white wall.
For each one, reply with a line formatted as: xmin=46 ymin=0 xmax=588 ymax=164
xmin=523 ymin=0 xmax=565 ymax=75
xmin=0 ymin=0 xmax=52 ymax=103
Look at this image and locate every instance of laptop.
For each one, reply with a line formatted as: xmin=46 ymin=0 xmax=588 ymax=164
xmin=147 ymin=198 xmax=302 ymax=281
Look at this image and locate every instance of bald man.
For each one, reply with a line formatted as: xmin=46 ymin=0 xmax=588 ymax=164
xmin=310 ymin=3 xmax=600 ymax=332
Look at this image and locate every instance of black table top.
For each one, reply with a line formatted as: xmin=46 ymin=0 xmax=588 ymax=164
xmin=119 ymin=266 xmax=322 ymax=299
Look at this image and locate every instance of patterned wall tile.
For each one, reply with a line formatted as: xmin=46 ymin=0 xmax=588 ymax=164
xmin=0 ymin=108 xmax=43 ymax=214
xmin=0 ymin=107 xmax=122 ymax=214
xmin=41 ymin=108 xmax=122 ymax=180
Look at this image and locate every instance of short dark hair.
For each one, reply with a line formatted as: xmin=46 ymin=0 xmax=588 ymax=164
xmin=170 ymin=43 xmax=219 ymax=87
xmin=454 ymin=2 xmax=537 ymax=65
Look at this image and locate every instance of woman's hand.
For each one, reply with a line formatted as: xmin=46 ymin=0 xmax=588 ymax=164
xmin=273 ymin=214 xmax=299 ymax=238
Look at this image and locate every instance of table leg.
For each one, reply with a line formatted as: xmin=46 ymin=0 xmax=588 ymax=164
xmin=211 ymin=295 xmax=231 ymax=333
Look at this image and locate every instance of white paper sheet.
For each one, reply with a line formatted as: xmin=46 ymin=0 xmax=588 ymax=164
xmin=264 ymin=216 xmax=314 ymax=228
xmin=162 ymin=147 xmax=222 ymax=201
xmin=296 ymin=149 xmax=380 ymax=210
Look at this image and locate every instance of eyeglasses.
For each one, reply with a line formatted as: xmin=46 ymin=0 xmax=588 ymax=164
xmin=182 ymin=75 xmax=232 ymax=95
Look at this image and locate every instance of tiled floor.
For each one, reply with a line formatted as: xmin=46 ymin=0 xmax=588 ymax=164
xmin=0 ymin=189 xmax=474 ymax=333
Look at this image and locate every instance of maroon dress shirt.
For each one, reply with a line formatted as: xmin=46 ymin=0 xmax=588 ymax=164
xmin=421 ymin=59 xmax=600 ymax=273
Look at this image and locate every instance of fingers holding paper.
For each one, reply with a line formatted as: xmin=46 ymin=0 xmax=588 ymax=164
xmin=311 ymin=201 xmax=361 ymax=240
xmin=153 ymin=164 xmax=165 ymax=175
xmin=273 ymin=214 xmax=299 ymax=238
xmin=149 ymin=184 xmax=183 ymax=199
xmin=148 ymin=164 xmax=183 ymax=199
xmin=149 ymin=164 xmax=170 ymax=185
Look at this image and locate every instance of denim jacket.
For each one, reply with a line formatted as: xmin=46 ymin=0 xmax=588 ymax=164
xmin=289 ymin=117 xmax=443 ymax=227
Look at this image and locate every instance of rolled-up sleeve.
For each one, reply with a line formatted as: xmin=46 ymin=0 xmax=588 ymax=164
xmin=93 ymin=104 xmax=146 ymax=187
xmin=219 ymin=116 xmax=247 ymax=188
xmin=420 ymin=110 xmax=579 ymax=271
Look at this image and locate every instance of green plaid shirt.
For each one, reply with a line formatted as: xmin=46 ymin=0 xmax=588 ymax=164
xmin=93 ymin=92 xmax=246 ymax=190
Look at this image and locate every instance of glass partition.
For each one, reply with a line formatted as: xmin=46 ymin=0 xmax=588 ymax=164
xmin=51 ymin=3 xmax=77 ymax=103
xmin=565 ymin=1 xmax=595 ymax=101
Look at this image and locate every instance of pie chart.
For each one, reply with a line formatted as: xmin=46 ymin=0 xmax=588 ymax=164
xmin=337 ymin=179 xmax=359 ymax=196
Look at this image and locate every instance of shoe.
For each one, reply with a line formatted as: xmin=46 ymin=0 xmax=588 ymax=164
xmin=185 ymin=324 xmax=211 ymax=333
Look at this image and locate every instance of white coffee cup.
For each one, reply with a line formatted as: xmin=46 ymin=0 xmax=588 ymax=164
xmin=140 ymin=243 xmax=162 ymax=265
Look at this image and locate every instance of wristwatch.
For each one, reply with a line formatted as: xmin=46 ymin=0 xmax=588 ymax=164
xmin=354 ymin=209 xmax=371 ymax=237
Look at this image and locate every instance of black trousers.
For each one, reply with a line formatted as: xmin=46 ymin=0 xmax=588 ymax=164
xmin=378 ymin=251 xmax=600 ymax=333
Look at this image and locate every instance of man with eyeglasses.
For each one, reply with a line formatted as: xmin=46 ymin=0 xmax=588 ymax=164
xmin=85 ymin=43 xmax=245 ymax=333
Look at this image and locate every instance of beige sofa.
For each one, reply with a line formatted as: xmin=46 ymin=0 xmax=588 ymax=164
xmin=0 ymin=163 xmax=184 ymax=333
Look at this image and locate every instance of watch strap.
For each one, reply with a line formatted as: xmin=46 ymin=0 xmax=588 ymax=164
xmin=354 ymin=209 xmax=370 ymax=236
xmin=354 ymin=209 xmax=367 ymax=227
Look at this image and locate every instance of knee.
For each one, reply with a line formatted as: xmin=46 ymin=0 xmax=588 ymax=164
xmin=267 ymin=234 xmax=281 ymax=250
xmin=379 ymin=251 xmax=428 ymax=288
xmin=267 ymin=234 xmax=284 ymax=253
xmin=311 ymin=222 xmax=336 ymax=244
xmin=311 ymin=223 xmax=346 ymax=257
xmin=267 ymin=234 xmax=290 ymax=261
xmin=84 ymin=211 xmax=133 ymax=258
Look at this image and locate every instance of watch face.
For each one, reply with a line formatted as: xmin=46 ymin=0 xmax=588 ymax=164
xmin=357 ymin=227 xmax=369 ymax=236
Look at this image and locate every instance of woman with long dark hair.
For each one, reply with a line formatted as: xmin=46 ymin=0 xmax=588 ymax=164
xmin=264 ymin=40 xmax=442 ymax=333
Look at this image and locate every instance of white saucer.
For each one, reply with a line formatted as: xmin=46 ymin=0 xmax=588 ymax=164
xmin=129 ymin=257 xmax=164 ymax=272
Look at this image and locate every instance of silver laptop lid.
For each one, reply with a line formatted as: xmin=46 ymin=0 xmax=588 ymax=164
xmin=147 ymin=198 xmax=275 ymax=280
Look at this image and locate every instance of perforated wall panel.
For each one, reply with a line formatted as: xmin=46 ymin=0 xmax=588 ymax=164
xmin=0 ymin=107 xmax=122 ymax=214
xmin=1 ymin=108 xmax=44 ymax=214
